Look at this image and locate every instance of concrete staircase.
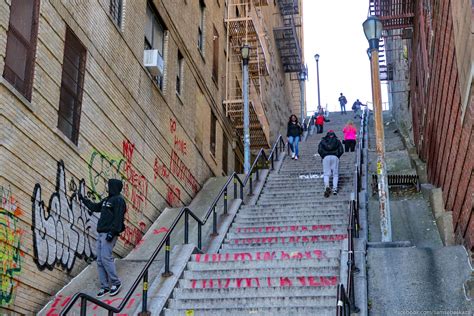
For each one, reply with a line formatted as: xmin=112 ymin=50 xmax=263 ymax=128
xmin=163 ymin=114 xmax=357 ymax=315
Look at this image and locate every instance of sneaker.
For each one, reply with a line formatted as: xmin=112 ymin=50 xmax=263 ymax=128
xmin=324 ymin=187 xmax=331 ymax=198
xmin=291 ymin=152 xmax=295 ymax=159
xmin=109 ymin=283 xmax=122 ymax=296
xmin=97 ymin=288 xmax=110 ymax=298
xmin=333 ymin=188 xmax=338 ymax=195
xmin=295 ymin=155 xmax=298 ymax=160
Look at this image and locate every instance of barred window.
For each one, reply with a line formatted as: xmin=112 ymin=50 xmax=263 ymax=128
xmin=198 ymin=0 xmax=205 ymax=52
xmin=109 ymin=0 xmax=123 ymax=28
xmin=176 ymin=51 xmax=184 ymax=95
xmin=3 ymin=0 xmax=40 ymax=101
xmin=210 ymin=112 xmax=217 ymax=156
xmin=57 ymin=28 xmax=87 ymax=145
xmin=212 ymin=26 xmax=219 ymax=82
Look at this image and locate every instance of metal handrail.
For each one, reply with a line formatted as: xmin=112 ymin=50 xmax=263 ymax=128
xmin=60 ymin=135 xmax=286 ymax=315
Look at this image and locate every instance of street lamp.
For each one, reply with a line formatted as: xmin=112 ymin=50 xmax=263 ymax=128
xmin=314 ymin=54 xmax=321 ymax=112
xmin=298 ymin=66 xmax=307 ymax=124
xmin=241 ymin=44 xmax=251 ymax=174
xmin=363 ymin=16 xmax=392 ymax=242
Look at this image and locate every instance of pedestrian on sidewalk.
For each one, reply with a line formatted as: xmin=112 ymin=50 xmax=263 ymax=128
xmin=318 ymin=130 xmax=344 ymax=197
xmin=338 ymin=93 xmax=347 ymax=114
xmin=315 ymin=112 xmax=325 ymax=134
xmin=80 ymin=179 xmax=126 ymax=297
xmin=342 ymin=120 xmax=357 ymax=152
xmin=287 ymin=114 xmax=303 ymax=160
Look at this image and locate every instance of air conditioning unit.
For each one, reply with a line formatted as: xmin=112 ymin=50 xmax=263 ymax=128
xmin=144 ymin=49 xmax=164 ymax=77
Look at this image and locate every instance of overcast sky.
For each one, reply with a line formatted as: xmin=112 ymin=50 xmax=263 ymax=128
xmin=303 ymin=0 xmax=388 ymax=113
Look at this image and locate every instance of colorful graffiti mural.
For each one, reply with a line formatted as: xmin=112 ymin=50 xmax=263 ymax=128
xmin=32 ymin=161 xmax=98 ymax=271
xmin=0 ymin=185 xmax=23 ymax=306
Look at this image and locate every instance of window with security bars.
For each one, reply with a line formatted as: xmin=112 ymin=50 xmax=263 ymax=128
xmin=3 ymin=0 xmax=40 ymax=101
xmin=57 ymin=28 xmax=87 ymax=145
xmin=210 ymin=112 xmax=217 ymax=156
xmin=109 ymin=0 xmax=123 ymax=28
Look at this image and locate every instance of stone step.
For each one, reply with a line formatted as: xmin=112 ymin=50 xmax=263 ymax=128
xmin=229 ymin=224 xmax=346 ymax=234
xmin=220 ymin=240 xmax=343 ymax=252
xmin=239 ymin=205 xmax=348 ymax=212
xmin=171 ymin=285 xmax=337 ymax=299
xmin=167 ymin=295 xmax=336 ymax=309
xmin=257 ymin=193 xmax=352 ymax=202
xmin=236 ymin=210 xmax=348 ymax=219
xmin=243 ymin=200 xmax=350 ymax=208
xmin=164 ymin=306 xmax=334 ymax=316
xmin=224 ymin=233 xmax=347 ymax=246
xmin=186 ymin=257 xmax=339 ymax=272
xmin=227 ymin=228 xmax=346 ymax=239
xmin=178 ymin=275 xmax=339 ymax=289
xmin=233 ymin=216 xmax=347 ymax=226
xmin=190 ymin=249 xmax=341 ymax=263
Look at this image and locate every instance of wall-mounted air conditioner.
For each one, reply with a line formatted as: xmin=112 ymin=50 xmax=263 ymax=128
xmin=144 ymin=49 xmax=164 ymax=77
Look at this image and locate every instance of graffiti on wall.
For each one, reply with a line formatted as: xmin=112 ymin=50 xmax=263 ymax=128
xmin=88 ymin=150 xmax=125 ymax=200
xmin=32 ymin=161 xmax=98 ymax=271
xmin=0 ymin=185 xmax=23 ymax=306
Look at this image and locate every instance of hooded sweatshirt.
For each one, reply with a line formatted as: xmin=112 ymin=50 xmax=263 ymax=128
xmin=82 ymin=179 xmax=126 ymax=235
xmin=318 ymin=131 xmax=344 ymax=159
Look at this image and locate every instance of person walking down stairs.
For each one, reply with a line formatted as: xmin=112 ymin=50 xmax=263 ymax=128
xmin=318 ymin=130 xmax=344 ymax=197
xmin=287 ymin=114 xmax=303 ymax=160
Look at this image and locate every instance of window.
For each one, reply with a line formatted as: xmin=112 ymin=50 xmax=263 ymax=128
xmin=3 ymin=0 xmax=40 ymax=101
xmin=176 ymin=51 xmax=184 ymax=95
xmin=145 ymin=2 xmax=166 ymax=89
xmin=57 ymin=28 xmax=87 ymax=145
xmin=212 ymin=26 xmax=219 ymax=82
xmin=198 ymin=0 xmax=205 ymax=53
xmin=109 ymin=0 xmax=123 ymax=29
xmin=210 ymin=112 xmax=217 ymax=156
xmin=222 ymin=133 xmax=228 ymax=174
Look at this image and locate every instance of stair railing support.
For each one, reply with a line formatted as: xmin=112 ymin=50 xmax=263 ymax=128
xmin=210 ymin=206 xmax=218 ymax=237
xmin=184 ymin=211 xmax=189 ymax=244
xmin=162 ymin=236 xmax=173 ymax=277
xmin=223 ymin=188 xmax=228 ymax=215
xmin=138 ymin=270 xmax=150 ymax=316
xmin=198 ymin=223 xmax=202 ymax=249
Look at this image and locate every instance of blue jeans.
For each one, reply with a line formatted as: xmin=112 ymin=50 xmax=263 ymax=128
xmin=288 ymin=136 xmax=300 ymax=156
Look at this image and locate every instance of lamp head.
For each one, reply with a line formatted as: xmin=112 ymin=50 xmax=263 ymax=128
xmin=363 ymin=16 xmax=383 ymax=51
xmin=314 ymin=53 xmax=320 ymax=62
xmin=241 ymin=44 xmax=250 ymax=61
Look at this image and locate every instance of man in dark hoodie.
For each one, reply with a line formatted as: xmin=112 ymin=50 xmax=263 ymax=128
xmin=80 ymin=179 xmax=126 ymax=297
xmin=318 ymin=130 xmax=344 ymax=197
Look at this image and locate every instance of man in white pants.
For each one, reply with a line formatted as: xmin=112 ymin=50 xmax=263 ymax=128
xmin=318 ymin=130 xmax=344 ymax=197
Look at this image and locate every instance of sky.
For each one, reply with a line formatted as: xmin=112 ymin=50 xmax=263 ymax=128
xmin=302 ymin=0 xmax=388 ymax=114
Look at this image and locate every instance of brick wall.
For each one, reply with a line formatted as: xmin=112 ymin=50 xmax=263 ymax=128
xmin=0 ymin=0 xmax=295 ymax=314
xmin=407 ymin=0 xmax=473 ymax=250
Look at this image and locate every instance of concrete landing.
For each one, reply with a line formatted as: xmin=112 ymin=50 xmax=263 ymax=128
xmin=368 ymin=246 xmax=473 ymax=315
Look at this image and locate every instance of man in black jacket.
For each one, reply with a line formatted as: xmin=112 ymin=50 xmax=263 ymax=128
xmin=318 ymin=130 xmax=344 ymax=197
xmin=80 ymin=179 xmax=126 ymax=297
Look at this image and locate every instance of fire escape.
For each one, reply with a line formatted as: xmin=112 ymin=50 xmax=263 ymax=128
xmin=369 ymin=0 xmax=415 ymax=81
xmin=273 ymin=0 xmax=304 ymax=117
xmin=224 ymin=0 xmax=270 ymax=149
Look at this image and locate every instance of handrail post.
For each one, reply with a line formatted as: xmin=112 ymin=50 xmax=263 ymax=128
xmin=224 ymin=188 xmax=228 ymax=215
xmin=240 ymin=182 xmax=244 ymax=200
xmin=198 ymin=223 xmax=202 ymax=249
xmin=80 ymin=297 xmax=87 ymax=316
xmin=162 ymin=236 xmax=173 ymax=277
xmin=271 ymin=154 xmax=274 ymax=170
xmin=138 ymin=271 xmax=150 ymax=316
xmin=249 ymin=173 xmax=253 ymax=196
xmin=256 ymin=165 xmax=260 ymax=181
xmin=233 ymin=176 xmax=237 ymax=199
xmin=184 ymin=210 xmax=189 ymax=244
xmin=275 ymin=144 xmax=279 ymax=161
xmin=211 ymin=206 xmax=218 ymax=237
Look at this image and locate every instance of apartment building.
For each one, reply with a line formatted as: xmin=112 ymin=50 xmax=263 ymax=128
xmin=0 ymin=0 xmax=303 ymax=313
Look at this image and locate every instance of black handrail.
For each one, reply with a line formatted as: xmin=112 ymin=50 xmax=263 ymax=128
xmin=60 ymin=135 xmax=286 ymax=315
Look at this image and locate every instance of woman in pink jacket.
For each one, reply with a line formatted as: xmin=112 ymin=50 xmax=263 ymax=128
xmin=342 ymin=120 xmax=357 ymax=152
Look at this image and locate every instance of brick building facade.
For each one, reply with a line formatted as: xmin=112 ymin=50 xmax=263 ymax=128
xmin=383 ymin=0 xmax=473 ymax=250
xmin=0 ymin=0 xmax=300 ymax=314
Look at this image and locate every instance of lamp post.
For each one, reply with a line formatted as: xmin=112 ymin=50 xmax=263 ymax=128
xmin=363 ymin=16 xmax=392 ymax=242
xmin=314 ymin=54 xmax=321 ymax=112
xmin=241 ymin=44 xmax=251 ymax=174
xmin=298 ymin=67 xmax=307 ymax=125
